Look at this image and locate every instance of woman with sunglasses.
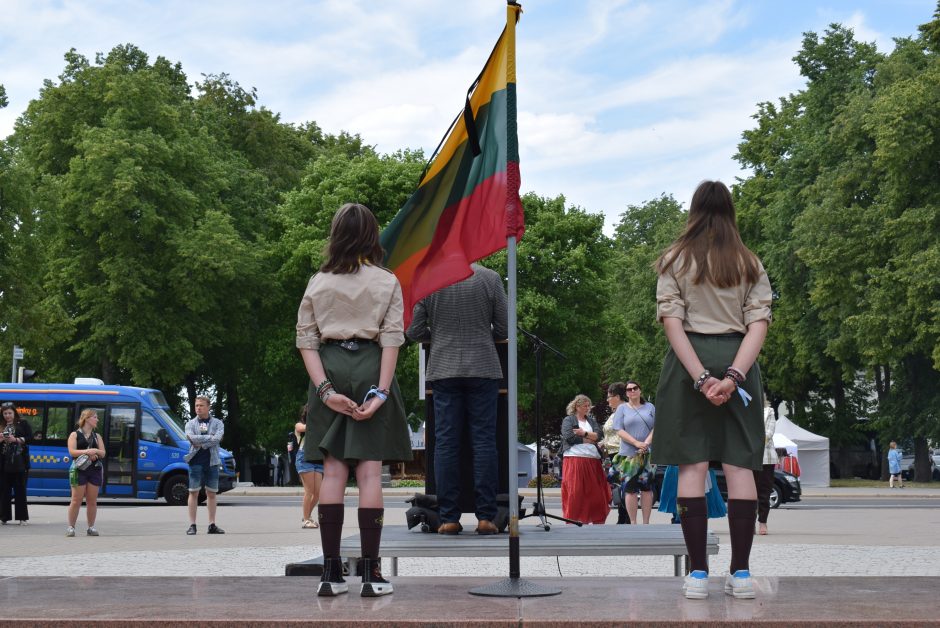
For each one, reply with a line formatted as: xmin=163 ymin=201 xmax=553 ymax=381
xmin=296 ymin=203 xmax=412 ymax=598
xmin=608 ymin=381 xmax=655 ymax=524
xmin=652 ymin=180 xmax=772 ymax=600
xmin=1 ymin=402 xmax=32 ymax=525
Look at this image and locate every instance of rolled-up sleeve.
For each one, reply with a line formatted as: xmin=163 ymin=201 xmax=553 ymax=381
xmin=296 ymin=279 xmax=321 ymax=351
xmin=378 ymin=279 xmax=405 ymax=348
xmin=656 ymin=270 xmax=686 ymax=322
xmin=743 ymin=265 xmax=773 ymax=327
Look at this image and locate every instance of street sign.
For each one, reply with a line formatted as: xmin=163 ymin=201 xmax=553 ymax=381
xmin=12 ymin=346 xmax=23 ymax=360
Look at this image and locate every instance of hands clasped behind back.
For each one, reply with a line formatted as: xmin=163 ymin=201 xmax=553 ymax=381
xmin=325 ymin=393 xmax=357 ymax=417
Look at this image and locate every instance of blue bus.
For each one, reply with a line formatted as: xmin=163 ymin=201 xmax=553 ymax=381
xmin=0 ymin=381 xmax=237 ymax=505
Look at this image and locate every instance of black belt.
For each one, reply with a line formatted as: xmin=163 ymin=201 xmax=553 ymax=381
xmin=687 ymin=332 xmax=744 ymax=339
xmin=323 ymin=338 xmax=377 ymax=351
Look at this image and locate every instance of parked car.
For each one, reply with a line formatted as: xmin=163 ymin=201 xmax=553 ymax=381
xmin=900 ymin=454 xmax=938 ymax=481
xmin=649 ymin=465 xmax=801 ymax=509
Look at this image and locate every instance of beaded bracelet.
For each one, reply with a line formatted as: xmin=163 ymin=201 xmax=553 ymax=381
xmin=724 ymin=367 xmax=745 ymax=386
xmin=317 ymin=382 xmax=334 ymax=401
xmin=316 ymin=378 xmax=333 ymax=397
xmin=693 ymin=370 xmax=711 ymax=392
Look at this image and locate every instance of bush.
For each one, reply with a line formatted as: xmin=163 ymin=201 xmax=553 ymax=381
xmin=528 ymin=474 xmax=560 ymax=488
xmin=392 ymin=479 xmax=425 ymax=488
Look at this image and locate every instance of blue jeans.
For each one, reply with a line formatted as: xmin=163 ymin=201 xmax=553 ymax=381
xmin=189 ymin=463 xmax=220 ymax=493
xmin=432 ymin=377 xmax=499 ymax=523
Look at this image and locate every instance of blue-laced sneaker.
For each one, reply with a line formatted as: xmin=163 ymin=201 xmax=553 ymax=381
xmin=683 ymin=570 xmax=709 ymax=599
xmin=724 ymin=570 xmax=755 ymax=599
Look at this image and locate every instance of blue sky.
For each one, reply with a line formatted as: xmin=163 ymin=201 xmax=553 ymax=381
xmin=1 ymin=1 xmax=935 ymax=231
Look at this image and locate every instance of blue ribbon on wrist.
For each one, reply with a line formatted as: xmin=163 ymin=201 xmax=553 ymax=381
xmin=362 ymin=386 xmax=388 ymax=405
xmin=736 ymin=385 xmax=752 ymax=407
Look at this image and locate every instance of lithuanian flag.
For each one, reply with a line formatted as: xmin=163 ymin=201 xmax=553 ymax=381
xmin=381 ymin=4 xmax=524 ymax=327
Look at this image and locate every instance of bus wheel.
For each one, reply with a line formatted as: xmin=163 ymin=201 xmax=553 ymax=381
xmin=164 ymin=474 xmax=190 ymax=506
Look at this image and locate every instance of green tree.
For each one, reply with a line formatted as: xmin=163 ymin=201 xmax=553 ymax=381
xmin=241 ymin=147 xmax=427 ymax=454
xmin=485 ymin=193 xmax=612 ymax=443
xmin=735 ymin=25 xmax=882 ymax=444
xmin=604 ymin=194 xmax=685 ymax=396
xmin=736 ymin=13 xmax=940 ymax=479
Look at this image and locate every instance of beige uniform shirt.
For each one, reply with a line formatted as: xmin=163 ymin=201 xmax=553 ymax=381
xmin=296 ymin=264 xmax=405 ymax=351
xmin=656 ymin=255 xmax=772 ymax=334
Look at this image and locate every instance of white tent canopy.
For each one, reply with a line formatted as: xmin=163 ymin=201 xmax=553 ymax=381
xmin=772 ymin=432 xmax=798 ymax=455
xmin=774 ymin=409 xmax=830 ymax=487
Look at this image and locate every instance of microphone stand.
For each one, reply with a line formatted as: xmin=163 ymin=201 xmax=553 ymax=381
xmin=518 ymin=327 xmax=582 ymax=529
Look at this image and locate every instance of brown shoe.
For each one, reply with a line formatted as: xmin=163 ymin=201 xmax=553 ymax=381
xmin=475 ymin=519 xmax=498 ymax=535
xmin=438 ymin=522 xmax=462 ymax=535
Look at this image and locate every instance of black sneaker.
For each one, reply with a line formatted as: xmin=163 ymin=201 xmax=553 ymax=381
xmin=360 ymin=557 xmax=393 ymax=597
xmin=207 ymin=523 xmax=225 ymax=534
xmin=318 ymin=557 xmax=349 ymax=597
xmin=186 ymin=524 xmax=197 ymax=535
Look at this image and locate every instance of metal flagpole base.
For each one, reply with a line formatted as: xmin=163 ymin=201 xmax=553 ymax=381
xmin=469 ymin=577 xmax=561 ymax=597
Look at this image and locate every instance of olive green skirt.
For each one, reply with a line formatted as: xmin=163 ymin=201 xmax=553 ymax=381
xmin=651 ymin=333 xmax=763 ymax=471
xmin=305 ymin=342 xmax=413 ymax=464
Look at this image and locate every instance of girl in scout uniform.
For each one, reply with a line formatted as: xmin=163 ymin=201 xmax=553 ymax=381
xmin=651 ymin=180 xmax=772 ymax=600
xmin=296 ymin=203 xmax=412 ymax=598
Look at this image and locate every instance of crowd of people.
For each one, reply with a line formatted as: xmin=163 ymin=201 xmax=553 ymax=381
xmin=1 ymin=182 xmax=892 ymax=603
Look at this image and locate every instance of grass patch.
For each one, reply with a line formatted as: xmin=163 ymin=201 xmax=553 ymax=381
xmin=391 ymin=479 xmax=425 ymax=488
xmin=830 ymin=478 xmax=939 ymax=489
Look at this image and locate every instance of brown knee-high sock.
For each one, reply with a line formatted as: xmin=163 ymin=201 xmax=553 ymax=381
xmin=358 ymin=508 xmax=384 ymax=560
xmin=318 ymin=503 xmax=345 ymax=558
xmin=677 ymin=497 xmax=708 ymax=573
xmin=727 ymin=499 xmax=757 ymax=573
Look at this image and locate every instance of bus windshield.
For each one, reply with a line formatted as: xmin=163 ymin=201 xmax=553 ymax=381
xmin=154 ymin=407 xmax=188 ymax=441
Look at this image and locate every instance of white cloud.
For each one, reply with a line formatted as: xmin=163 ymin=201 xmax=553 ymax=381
xmin=0 ymin=0 xmax=928 ymax=238
xmin=842 ymin=10 xmax=894 ymax=52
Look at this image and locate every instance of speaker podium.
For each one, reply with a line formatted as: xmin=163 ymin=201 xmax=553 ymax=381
xmin=422 ymin=341 xmax=510 ymax=512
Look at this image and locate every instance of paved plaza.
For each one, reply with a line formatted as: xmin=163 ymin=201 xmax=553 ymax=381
xmin=2 ymin=487 xmax=939 ymax=626
xmin=2 ymin=487 xmax=938 ymax=578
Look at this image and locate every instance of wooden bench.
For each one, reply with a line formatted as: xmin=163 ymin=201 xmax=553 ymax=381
xmin=286 ymin=524 xmax=719 ymax=578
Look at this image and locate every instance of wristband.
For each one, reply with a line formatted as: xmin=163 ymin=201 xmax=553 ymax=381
xmin=317 ymin=382 xmax=334 ymax=401
xmin=693 ymin=370 xmax=711 ymax=392
xmin=724 ymin=366 xmax=745 ymax=386
xmin=316 ymin=379 xmax=334 ymax=397
xmin=362 ymin=386 xmax=388 ymax=405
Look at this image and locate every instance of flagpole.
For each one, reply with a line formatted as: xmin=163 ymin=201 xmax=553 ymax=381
xmin=470 ymin=0 xmax=559 ymax=599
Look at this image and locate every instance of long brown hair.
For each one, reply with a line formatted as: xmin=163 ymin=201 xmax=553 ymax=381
xmin=1 ymin=402 xmax=21 ymax=426
xmin=656 ymin=180 xmax=760 ymax=288
xmin=320 ymin=203 xmax=385 ymax=274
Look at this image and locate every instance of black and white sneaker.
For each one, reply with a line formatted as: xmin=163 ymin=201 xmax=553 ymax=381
xmin=186 ymin=524 xmax=197 ymax=535
xmin=207 ymin=523 xmax=225 ymax=534
xmin=318 ymin=557 xmax=349 ymax=597
xmin=360 ymin=557 xmax=393 ymax=597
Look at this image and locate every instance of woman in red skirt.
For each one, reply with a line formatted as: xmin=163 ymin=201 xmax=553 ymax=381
xmin=560 ymin=394 xmax=611 ymax=524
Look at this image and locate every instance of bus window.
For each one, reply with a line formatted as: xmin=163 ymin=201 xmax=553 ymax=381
xmin=13 ymin=402 xmax=43 ymax=441
xmin=106 ymin=405 xmax=137 ymax=487
xmin=141 ymin=411 xmax=172 ymax=446
xmin=46 ymin=405 xmax=73 ymax=442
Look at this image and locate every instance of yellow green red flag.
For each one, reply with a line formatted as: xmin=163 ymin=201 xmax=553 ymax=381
xmin=381 ymin=4 xmax=524 ymax=327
